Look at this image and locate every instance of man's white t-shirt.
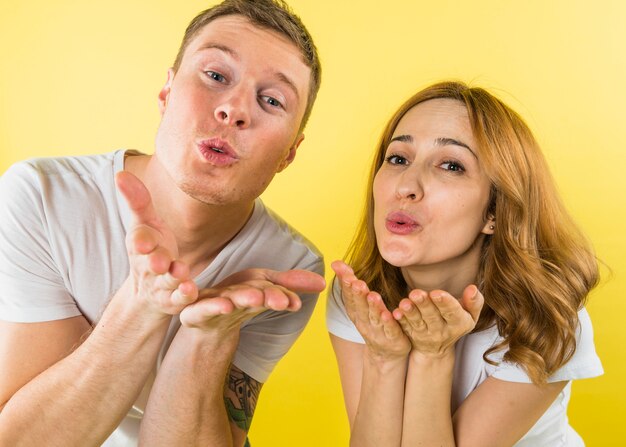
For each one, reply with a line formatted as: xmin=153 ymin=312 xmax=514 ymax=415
xmin=0 ymin=150 xmax=324 ymax=446
xmin=326 ymin=280 xmax=603 ymax=446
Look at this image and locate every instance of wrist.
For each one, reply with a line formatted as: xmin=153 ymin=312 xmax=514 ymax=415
xmin=364 ymin=347 xmax=408 ymax=371
xmin=179 ymin=324 xmax=241 ymax=355
xmin=408 ymin=347 xmax=456 ymax=366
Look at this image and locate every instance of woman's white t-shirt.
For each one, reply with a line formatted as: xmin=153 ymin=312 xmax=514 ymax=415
xmin=326 ymin=280 xmax=603 ymax=446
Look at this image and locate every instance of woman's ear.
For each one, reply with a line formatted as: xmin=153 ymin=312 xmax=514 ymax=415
xmin=482 ymin=215 xmax=496 ymax=235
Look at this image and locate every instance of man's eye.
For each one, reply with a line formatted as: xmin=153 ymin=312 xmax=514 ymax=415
xmin=261 ymin=95 xmax=283 ymax=108
xmin=205 ymin=71 xmax=226 ymax=83
xmin=385 ymin=154 xmax=408 ymax=165
xmin=440 ymin=160 xmax=465 ymax=172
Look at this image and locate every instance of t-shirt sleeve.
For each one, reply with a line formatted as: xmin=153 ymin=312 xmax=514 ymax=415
xmin=0 ymin=162 xmax=80 ymax=322
xmin=326 ymin=277 xmax=365 ymax=344
xmin=232 ymin=258 xmax=324 ymax=383
xmin=491 ymin=307 xmax=603 ymax=383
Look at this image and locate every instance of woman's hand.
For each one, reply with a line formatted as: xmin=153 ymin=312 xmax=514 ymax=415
xmin=392 ymin=285 xmax=484 ymax=357
xmin=332 ymin=261 xmax=411 ymax=360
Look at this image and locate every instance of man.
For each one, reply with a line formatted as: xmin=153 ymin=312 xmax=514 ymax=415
xmin=0 ymin=1 xmax=324 ymax=445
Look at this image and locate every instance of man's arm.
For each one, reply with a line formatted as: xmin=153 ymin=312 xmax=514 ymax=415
xmin=139 ymin=269 xmax=325 ymax=446
xmin=0 ymin=171 xmax=198 ymax=446
xmin=138 ymin=326 xmax=250 ymax=447
xmin=0 ymin=287 xmax=173 ymax=446
xmin=224 ymin=365 xmax=262 ymax=439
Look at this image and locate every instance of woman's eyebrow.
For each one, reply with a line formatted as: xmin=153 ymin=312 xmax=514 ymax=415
xmin=390 ymin=134 xmax=413 ymax=143
xmin=434 ymin=137 xmax=477 ymax=158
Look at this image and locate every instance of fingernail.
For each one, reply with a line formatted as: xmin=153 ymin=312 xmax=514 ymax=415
xmin=431 ymin=292 xmax=442 ymax=302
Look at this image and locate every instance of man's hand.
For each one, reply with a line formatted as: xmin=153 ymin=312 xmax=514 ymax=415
xmin=179 ymin=268 xmax=326 ymax=332
xmin=115 ymin=171 xmax=198 ymax=317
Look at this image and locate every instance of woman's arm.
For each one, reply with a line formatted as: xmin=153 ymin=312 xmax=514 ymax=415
xmin=396 ymin=286 xmax=566 ymax=446
xmin=331 ymin=261 xmax=411 ymax=447
xmin=394 ymin=287 xmax=482 ymax=447
xmin=451 ymin=377 xmax=566 ymax=447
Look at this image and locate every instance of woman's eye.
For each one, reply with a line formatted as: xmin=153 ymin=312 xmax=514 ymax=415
xmin=205 ymin=71 xmax=226 ymax=83
xmin=385 ymin=154 xmax=408 ymax=165
xmin=440 ymin=160 xmax=465 ymax=172
xmin=261 ymin=95 xmax=283 ymax=108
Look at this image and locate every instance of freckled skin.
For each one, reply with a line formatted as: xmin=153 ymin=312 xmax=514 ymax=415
xmin=373 ymin=99 xmax=494 ymax=274
xmin=154 ymin=16 xmax=311 ymax=206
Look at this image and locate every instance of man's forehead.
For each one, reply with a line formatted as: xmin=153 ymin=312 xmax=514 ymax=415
xmin=185 ymin=15 xmax=299 ymax=59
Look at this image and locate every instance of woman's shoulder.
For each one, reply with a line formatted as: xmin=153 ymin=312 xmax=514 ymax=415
xmin=457 ymin=307 xmax=603 ymax=383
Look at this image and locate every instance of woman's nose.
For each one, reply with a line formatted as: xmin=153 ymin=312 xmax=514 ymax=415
xmin=395 ymin=168 xmax=423 ymax=201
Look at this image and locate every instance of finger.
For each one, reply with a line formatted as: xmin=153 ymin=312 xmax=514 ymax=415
xmin=394 ymin=309 xmax=415 ymax=336
xmin=169 ymin=259 xmax=191 ymax=281
xmin=380 ymin=309 xmax=403 ymax=339
xmin=115 ymin=171 xmax=160 ymax=226
xmin=263 ymin=286 xmax=295 ymax=312
xmin=263 ymin=269 xmax=326 ymax=294
xmin=223 ymin=286 xmax=265 ymax=309
xmin=367 ymin=292 xmax=382 ymax=326
xmin=350 ymin=280 xmax=371 ymax=321
xmin=428 ymin=290 xmax=470 ymax=325
xmin=179 ymin=297 xmax=235 ymax=327
xmin=147 ymin=246 xmax=174 ymax=275
xmin=411 ymin=290 xmax=445 ymax=328
xmin=460 ymin=285 xmax=484 ymax=323
xmin=396 ymin=297 xmax=424 ymax=327
xmin=126 ymin=224 xmax=161 ymax=255
xmin=170 ymin=280 xmax=198 ymax=306
xmin=330 ymin=260 xmax=354 ymax=279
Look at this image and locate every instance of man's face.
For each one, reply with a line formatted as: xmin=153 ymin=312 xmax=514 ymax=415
xmin=154 ymin=15 xmax=311 ymax=206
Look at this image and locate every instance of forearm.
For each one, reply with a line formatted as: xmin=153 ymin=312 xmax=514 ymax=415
xmin=351 ymin=348 xmax=407 ymax=447
xmin=401 ymin=350 xmax=456 ymax=447
xmin=139 ymin=325 xmax=241 ymax=447
xmin=0 ymin=288 xmax=171 ymax=447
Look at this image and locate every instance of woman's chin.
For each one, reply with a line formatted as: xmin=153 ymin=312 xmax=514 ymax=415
xmin=378 ymin=244 xmax=416 ymax=268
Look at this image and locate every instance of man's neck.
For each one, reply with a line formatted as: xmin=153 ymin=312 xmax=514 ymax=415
xmin=125 ymin=153 xmax=254 ymax=276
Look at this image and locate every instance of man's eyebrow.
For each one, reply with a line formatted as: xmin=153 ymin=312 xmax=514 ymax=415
xmin=195 ymin=44 xmax=300 ymax=101
xmin=197 ymin=43 xmax=240 ymax=60
xmin=274 ymin=71 xmax=300 ymax=102
xmin=435 ymin=137 xmax=477 ymax=158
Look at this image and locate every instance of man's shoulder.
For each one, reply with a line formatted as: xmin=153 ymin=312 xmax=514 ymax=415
xmin=2 ymin=151 xmax=121 ymax=188
xmin=226 ymin=200 xmax=324 ymax=274
xmin=0 ymin=150 xmax=127 ymax=235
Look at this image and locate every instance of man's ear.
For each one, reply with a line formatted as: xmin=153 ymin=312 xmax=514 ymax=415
xmin=277 ymin=133 xmax=305 ymax=172
xmin=158 ymin=68 xmax=175 ymax=115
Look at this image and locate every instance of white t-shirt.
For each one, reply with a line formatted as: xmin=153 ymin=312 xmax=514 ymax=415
xmin=326 ymin=280 xmax=603 ymax=446
xmin=0 ymin=150 xmax=324 ymax=446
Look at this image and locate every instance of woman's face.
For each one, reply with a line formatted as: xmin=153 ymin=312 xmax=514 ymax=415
xmin=373 ymin=98 xmax=494 ymax=271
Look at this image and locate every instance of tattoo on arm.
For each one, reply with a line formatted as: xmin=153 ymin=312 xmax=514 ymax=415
xmin=224 ymin=366 xmax=261 ymax=431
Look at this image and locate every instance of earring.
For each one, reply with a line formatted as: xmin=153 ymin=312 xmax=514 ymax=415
xmin=489 ymin=225 xmax=495 ymax=230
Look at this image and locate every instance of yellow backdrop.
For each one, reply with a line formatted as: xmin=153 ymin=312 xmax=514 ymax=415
xmin=1 ymin=0 xmax=624 ymax=445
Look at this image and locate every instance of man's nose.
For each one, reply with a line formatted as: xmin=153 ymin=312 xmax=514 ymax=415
xmin=214 ymin=88 xmax=252 ymax=129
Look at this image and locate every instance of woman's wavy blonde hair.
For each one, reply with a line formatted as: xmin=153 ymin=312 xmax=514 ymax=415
xmin=346 ymin=81 xmax=599 ymax=384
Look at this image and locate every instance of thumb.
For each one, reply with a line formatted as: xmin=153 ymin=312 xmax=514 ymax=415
xmin=116 ymin=171 xmax=158 ymax=225
xmin=461 ymin=285 xmax=484 ymax=323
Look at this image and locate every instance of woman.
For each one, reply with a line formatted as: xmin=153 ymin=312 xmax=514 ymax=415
xmin=327 ymin=81 xmax=603 ymax=446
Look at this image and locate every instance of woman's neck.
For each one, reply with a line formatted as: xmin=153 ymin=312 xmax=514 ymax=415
xmin=400 ymin=238 xmax=484 ymax=299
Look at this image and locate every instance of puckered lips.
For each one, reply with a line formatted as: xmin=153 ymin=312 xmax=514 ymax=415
xmin=197 ymin=138 xmax=239 ymax=167
xmin=385 ymin=211 xmax=420 ymax=235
